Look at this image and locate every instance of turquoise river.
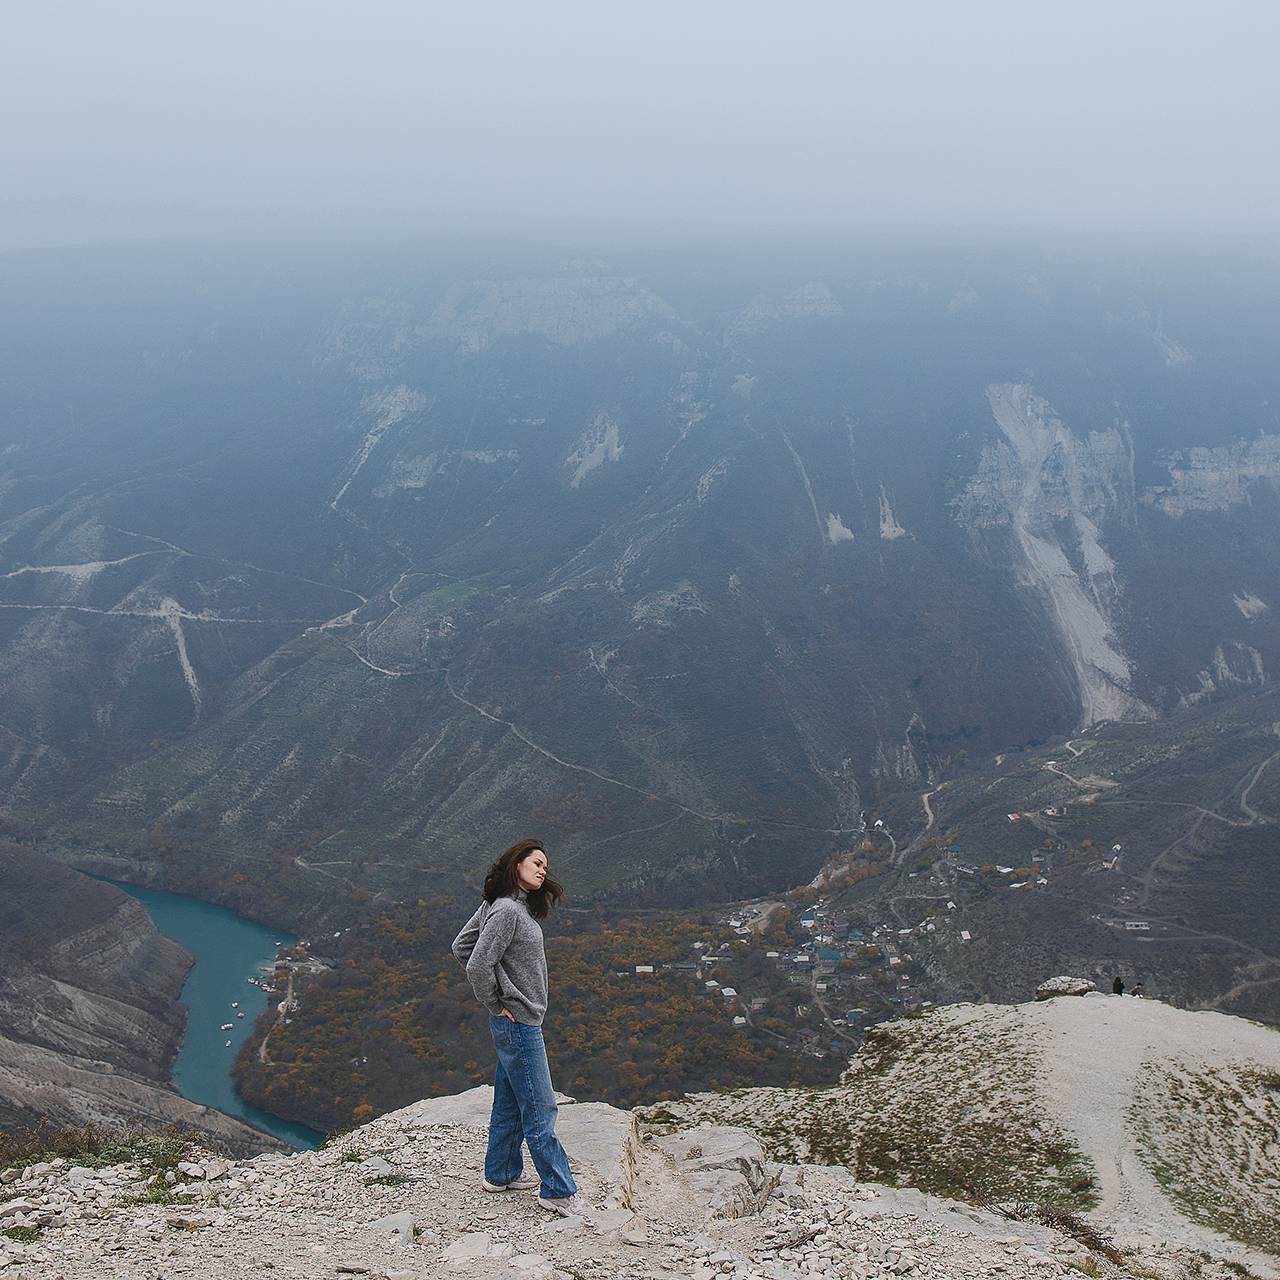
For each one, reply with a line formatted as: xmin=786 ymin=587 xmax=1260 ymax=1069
xmin=113 ymin=881 xmax=324 ymax=1150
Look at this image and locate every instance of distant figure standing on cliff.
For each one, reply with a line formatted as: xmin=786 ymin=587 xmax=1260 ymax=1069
xmin=1112 ymin=975 xmax=1125 ymax=995
xmin=451 ymin=839 xmax=589 ymax=1220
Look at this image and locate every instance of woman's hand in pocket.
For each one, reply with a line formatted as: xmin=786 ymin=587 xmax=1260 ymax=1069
xmin=499 ymin=1008 xmax=515 ymax=1021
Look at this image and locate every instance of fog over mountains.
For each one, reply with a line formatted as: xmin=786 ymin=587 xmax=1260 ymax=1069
xmin=1 ymin=242 xmax=1277 ymax=908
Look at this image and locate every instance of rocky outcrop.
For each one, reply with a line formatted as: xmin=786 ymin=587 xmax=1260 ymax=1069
xmin=0 ymin=1033 xmax=279 ymax=1158
xmin=1180 ymin=641 xmax=1267 ymax=707
xmin=650 ymin=1126 xmax=778 ymax=1220
xmin=727 ymin=283 xmax=844 ymax=340
xmin=641 ymin=994 xmax=1280 ymax=1277
xmin=1144 ymin=434 xmax=1280 ymax=517
xmin=1034 ymin=976 xmax=1096 ymax=1000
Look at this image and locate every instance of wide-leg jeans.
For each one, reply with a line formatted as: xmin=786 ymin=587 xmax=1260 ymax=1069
xmin=485 ymin=1012 xmax=578 ymax=1200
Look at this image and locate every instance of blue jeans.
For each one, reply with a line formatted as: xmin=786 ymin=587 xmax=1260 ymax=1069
xmin=485 ymin=1012 xmax=577 ymax=1200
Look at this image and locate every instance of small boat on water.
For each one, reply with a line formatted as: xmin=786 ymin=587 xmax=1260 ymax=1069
xmin=231 ymin=1002 xmax=239 ymax=1008
xmin=224 ymin=1040 xmax=232 ymax=1047
xmin=237 ymin=1012 xmax=245 ymax=1019
xmin=221 ymin=1023 xmax=234 ymax=1030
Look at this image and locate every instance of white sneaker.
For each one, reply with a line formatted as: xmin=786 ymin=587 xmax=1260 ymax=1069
xmin=537 ymin=1191 xmax=593 ymax=1220
xmin=482 ymin=1173 xmax=540 ymax=1192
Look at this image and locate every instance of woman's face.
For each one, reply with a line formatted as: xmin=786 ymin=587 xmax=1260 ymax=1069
xmin=515 ymin=848 xmax=548 ymax=892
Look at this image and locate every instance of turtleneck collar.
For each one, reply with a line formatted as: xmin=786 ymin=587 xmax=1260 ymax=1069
xmin=512 ymin=887 xmax=529 ymax=902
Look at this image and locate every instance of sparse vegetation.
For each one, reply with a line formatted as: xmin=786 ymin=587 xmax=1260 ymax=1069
xmin=126 ymin=1181 xmax=178 ymax=1208
xmin=989 ymin=1199 xmax=1122 ymax=1263
xmin=1131 ymin=1063 xmax=1280 ymax=1252
xmin=0 ymin=1121 xmax=192 ymax=1176
xmin=1061 ymin=1260 xmax=1101 ymax=1278
xmin=1 ymin=1226 xmax=43 ymax=1244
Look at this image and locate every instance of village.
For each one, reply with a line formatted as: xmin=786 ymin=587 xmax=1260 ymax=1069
xmin=619 ymin=778 xmax=1152 ymax=1062
xmin=611 ymin=847 xmax=939 ymax=1063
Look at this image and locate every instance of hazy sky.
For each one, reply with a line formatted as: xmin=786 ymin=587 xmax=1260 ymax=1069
xmin=4 ymin=1 xmax=1278 ymax=250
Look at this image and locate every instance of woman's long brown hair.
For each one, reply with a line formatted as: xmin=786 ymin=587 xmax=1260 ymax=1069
xmin=482 ymin=838 xmax=563 ymax=921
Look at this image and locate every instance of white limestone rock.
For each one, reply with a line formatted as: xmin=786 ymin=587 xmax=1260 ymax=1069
xmin=366 ymin=1209 xmax=415 ymax=1245
xmin=653 ymin=1126 xmax=778 ymax=1220
xmin=1035 ymin=976 xmax=1096 ymax=1000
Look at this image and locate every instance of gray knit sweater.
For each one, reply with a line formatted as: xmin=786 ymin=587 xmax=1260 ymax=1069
xmin=450 ymin=889 xmax=548 ymax=1026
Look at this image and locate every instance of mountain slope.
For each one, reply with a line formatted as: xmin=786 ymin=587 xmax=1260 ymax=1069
xmin=1 ymin=244 xmax=1279 ymax=909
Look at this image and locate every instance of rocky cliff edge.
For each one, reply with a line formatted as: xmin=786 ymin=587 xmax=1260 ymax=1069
xmin=3 ymin=993 xmax=1276 ymax=1280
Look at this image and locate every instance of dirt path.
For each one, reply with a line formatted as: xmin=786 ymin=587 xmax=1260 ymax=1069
xmin=1043 ymin=761 xmax=1117 ymax=790
xmin=1095 ymin=796 xmax=1259 ymax=828
xmin=1237 ymin=746 xmax=1280 ymax=823
xmin=920 ymin=787 xmax=938 ymax=831
xmin=258 ymin=971 xmax=293 ymax=1065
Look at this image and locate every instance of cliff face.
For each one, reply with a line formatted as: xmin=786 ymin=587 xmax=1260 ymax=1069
xmin=0 ymin=846 xmax=188 ymax=1084
xmin=0 ymin=845 xmax=281 ymax=1155
xmin=1144 ymin=433 xmax=1280 ymax=517
xmin=955 ymin=383 xmax=1151 ymax=728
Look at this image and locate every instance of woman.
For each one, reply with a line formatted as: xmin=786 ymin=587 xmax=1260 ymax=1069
xmin=451 ymin=838 xmax=589 ymax=1219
